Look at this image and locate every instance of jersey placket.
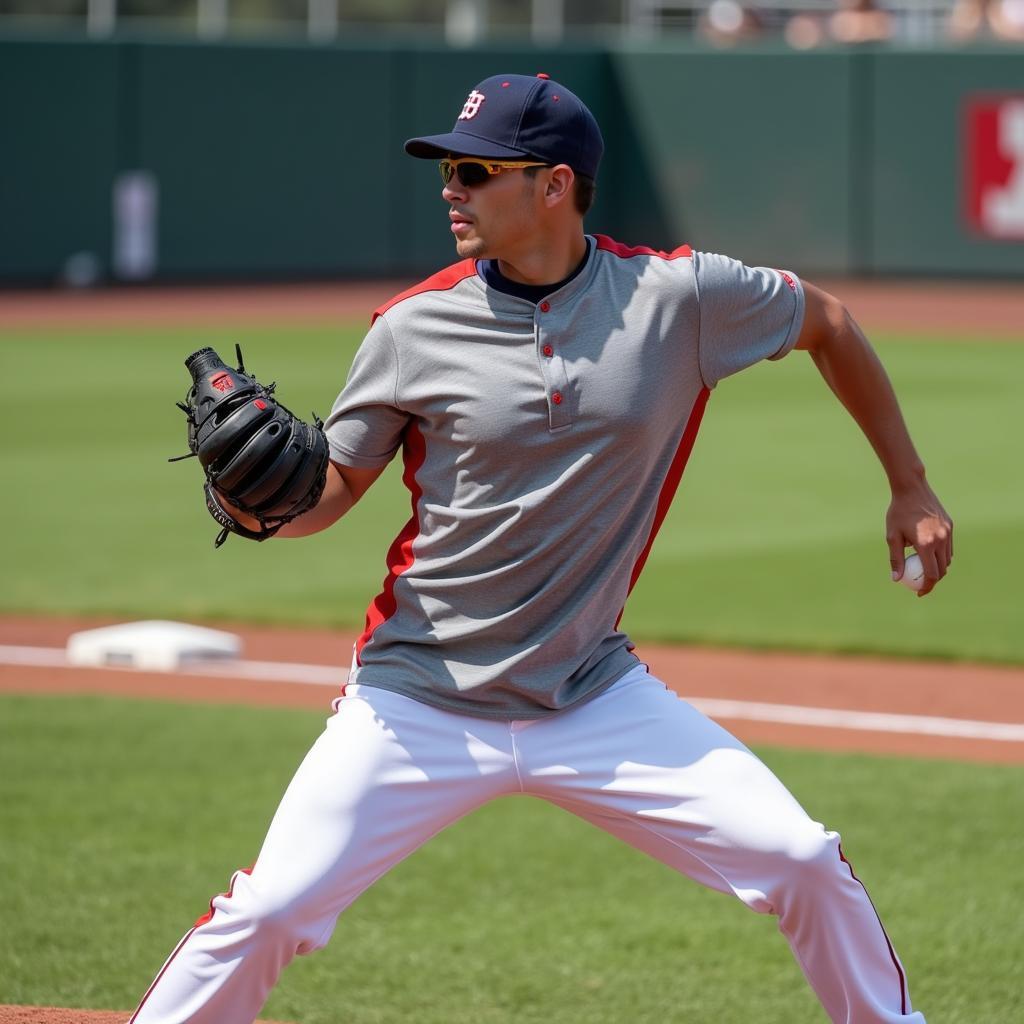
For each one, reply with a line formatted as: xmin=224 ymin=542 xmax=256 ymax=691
xmin=535 ymin=298 xmax=573 ymax=431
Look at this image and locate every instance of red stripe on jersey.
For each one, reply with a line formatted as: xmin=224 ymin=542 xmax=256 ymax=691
xmin=615 ymin=386 xmax=710 ymax=630
xmin=594 ymin=234 xmax=693 ymax=261
xmin=839 ymin=844 xmax=909 ymax=1015
xmin=356 ymin=421 xmax=427 ymax=662
xmin=372 ymin=260 xmax=478 ymax=323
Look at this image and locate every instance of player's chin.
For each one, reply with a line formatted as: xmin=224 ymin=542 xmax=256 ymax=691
xmin=454 ymin=235 xmax=487 ymax=259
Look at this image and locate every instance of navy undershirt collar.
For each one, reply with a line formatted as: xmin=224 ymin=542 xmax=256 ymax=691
xmin=478 ymin=238 xmax=592 ymax=304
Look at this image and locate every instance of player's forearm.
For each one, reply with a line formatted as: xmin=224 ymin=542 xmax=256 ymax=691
xmin=273 ymin=462 xmax=356 ymax=537
xmin=216 ymin=462 xmax=357 ymax=539
xmin=805 ymin=306 xmax=926 ymax=494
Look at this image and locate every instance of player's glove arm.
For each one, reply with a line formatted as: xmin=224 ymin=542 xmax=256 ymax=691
xmin=213 ymin=460 xmax=383 ymax=540
xmin=171 ymin=345 xmax=367 ymax=547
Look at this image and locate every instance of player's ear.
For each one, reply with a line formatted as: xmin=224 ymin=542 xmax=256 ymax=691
xmin=543 ymin=165 xmax=575 ymax=208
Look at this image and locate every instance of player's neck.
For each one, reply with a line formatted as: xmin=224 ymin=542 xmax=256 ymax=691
xmin=496 ymin=231 xmax=588 ymax=287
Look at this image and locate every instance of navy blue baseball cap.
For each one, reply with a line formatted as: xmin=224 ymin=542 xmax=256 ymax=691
xmin=405 ymin=72 xmax=604 ymax=181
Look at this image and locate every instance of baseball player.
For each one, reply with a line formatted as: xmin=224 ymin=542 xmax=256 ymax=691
xmin=132 ymin=73 xmax=952 ymax=1023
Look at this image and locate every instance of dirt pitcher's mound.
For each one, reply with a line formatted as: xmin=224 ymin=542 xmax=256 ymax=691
xmin=0 ymin=1009 xmax=131 ymax=1024
xmin=0 ymin=1009 xmax=292 ymax=1024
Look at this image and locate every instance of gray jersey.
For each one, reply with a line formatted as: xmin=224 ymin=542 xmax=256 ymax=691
xmin=325 ymin=235 xmax=804 ymax=719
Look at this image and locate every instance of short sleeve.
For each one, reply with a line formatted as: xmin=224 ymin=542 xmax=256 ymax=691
xmin=693 ymin=251 xmax=805 ymax=389
xmin=324 ymin=315 xmax=409 ymax=469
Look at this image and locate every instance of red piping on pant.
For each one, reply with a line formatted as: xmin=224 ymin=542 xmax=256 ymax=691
xmin=127 ymin=865 xmax=254 ymax=1022
xmin=839 ymin=844 xmax=909 ymax=1015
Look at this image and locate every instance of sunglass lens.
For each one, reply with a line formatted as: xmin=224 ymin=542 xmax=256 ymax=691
xmin=439 ymin=160 xmax=493 ymax=188
xmin=458 ymin=162 xmax=490 ymax=187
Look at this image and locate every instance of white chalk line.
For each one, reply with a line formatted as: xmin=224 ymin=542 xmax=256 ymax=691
xmin=686 ymin=698 xmax=1024 ymax=743
xmin=0 ymin=644 xmax=347 ymax=687
xmin=1 ymin=644 xmax=1023 ymax=743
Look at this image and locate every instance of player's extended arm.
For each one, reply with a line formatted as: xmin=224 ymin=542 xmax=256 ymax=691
xmin=219 ymin=461 xmax=385 ymax=539
xmin=796 ymin=282 xmax=953 ymax=596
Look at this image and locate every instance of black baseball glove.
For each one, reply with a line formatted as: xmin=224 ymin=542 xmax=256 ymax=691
xmin=171 ymin=345 xmax=330 ymax=547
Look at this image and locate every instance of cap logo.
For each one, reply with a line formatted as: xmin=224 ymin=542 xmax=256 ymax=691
xmin=458 ymin=90 xmax=486 ymax=121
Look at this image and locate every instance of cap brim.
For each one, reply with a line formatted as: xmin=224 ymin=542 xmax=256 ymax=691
xmin=404 ymin=132 xmax=531 ymax=161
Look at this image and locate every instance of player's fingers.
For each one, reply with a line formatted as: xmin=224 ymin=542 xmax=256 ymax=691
xmin=927 ymin=540 xmax=949 ymax=580
xmin=887 ymin=533 xmax=906 ymax=582
xmin=916 ymin=568 xmax=937 ymax=597
xmin=931 ymin=521 xmax=953 ymax=578
xmin=915 ymin=545 xmax=942 ymax=597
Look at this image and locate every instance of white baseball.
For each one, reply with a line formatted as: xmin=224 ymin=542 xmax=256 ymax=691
xmin=896 ymin=553 xmax=926 ymax=592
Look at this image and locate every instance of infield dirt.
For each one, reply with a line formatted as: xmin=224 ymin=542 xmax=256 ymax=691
xmin=3 ymin=615 xmax=1023 ymax=765
xmin=2 ymin=277 xmax=1023 ymax=336
xmin=0 ymin=1010 xmax=291 ymax=1024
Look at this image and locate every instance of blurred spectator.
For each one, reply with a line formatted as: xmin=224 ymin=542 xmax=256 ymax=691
xmin=784 ymin=11 xmax=827 ymax=48
xmin=786 ymin=0 xmax=893 ymax=48
xmin=829 ymin=0 xmax=894 ymax=43
xmin=948 ymin=0 xmax=1024 ymax=40
xmin=697 ymin=0 xmax=765 ymax=46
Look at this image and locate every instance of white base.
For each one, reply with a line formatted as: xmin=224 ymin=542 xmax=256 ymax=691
xmin=66 ymin=620 xmax=242 ymax=672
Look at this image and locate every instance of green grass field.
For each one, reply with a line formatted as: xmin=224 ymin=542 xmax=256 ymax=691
xmin=2 ymin=323 xmax=1021 ymax=662
xmin=2 ymin=320 xmax=1022 ymax=1021
xmin=1 ymin=695 xmax=1022 ymax=1023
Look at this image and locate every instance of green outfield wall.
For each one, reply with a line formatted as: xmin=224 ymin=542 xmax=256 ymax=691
xmin=0 ymin=39 xmax=121 ymax=280
xmin=870 ymin=49 xmax=1024 ymax=276
xmin=1 ymin=36 xmax=1022 ymax=283
xmin=612 ymin=45 xmax=862 ymax=272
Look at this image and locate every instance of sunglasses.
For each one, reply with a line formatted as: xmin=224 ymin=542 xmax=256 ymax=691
xmin=439 ymin=157 xmax=549 ymax=188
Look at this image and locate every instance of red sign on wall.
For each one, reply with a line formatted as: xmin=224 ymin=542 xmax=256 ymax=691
xmin=965 ymin=96 xmax=1024 ymax=240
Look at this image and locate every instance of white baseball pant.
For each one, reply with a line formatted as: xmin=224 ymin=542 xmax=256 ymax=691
xmin=129 ymin=664 xmax=924 ymax=1023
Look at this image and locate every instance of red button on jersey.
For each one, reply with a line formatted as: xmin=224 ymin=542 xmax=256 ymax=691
xmin=552 ymin=391 xmax=563 ymax=405
xmin=539 ymin=301 xmax=551 ymax=313
xmin=543 ymin=345 xmax=554 ymax=357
